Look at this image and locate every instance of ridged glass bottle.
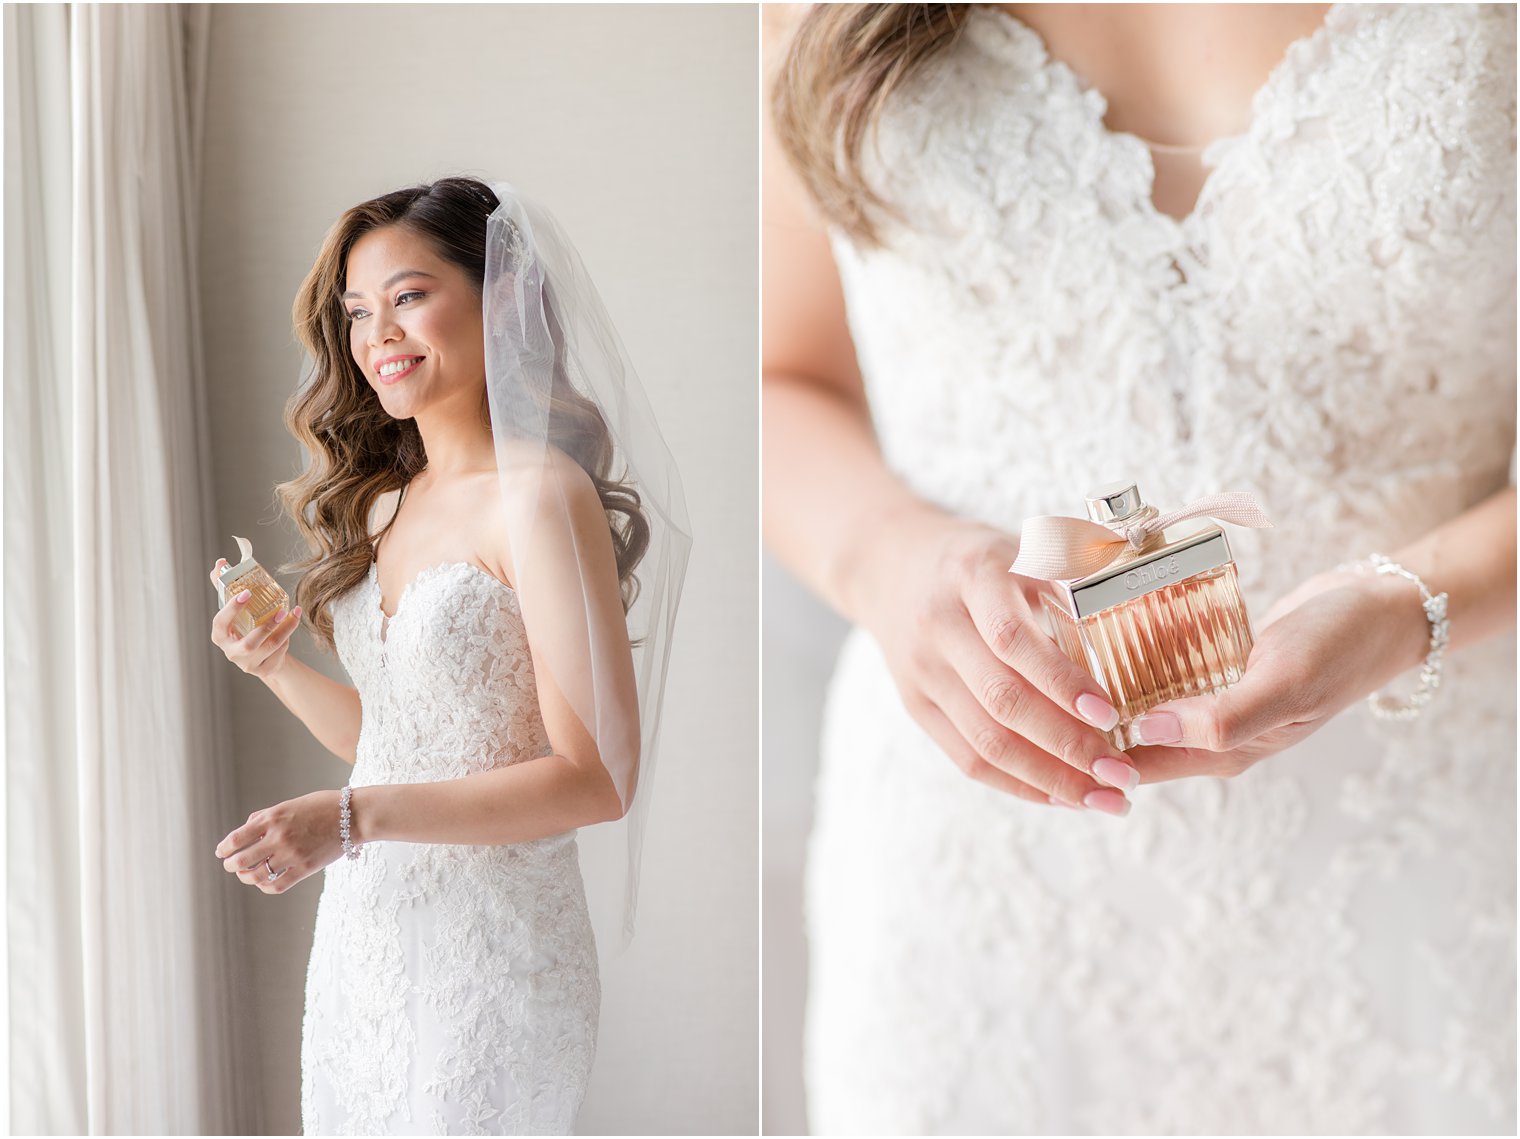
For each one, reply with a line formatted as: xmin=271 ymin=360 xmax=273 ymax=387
xmin=1035 ymin=482 xmax=1255 ymax=750
xmin=215 ymin=534 xmax=289 ymax=637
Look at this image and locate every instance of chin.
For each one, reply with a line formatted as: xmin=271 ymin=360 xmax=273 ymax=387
xmin=371 ymin=381 xmax=426 ymax=415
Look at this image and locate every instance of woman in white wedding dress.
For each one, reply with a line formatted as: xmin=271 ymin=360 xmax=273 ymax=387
xmin=765 ymin=4 xmax=1515 ymax=1134
xmin=206 ymin=177 xmax=654 ymax=1135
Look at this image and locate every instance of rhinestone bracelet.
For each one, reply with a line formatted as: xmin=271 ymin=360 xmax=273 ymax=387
xmin=1335 ymin=553 xmax=1450 ymax=721
xmin=339 ymin=784 xmax=362 ymax=859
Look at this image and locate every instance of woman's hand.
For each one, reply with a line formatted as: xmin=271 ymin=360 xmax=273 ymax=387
xmin=844 ymin=511 xmax=1141 ymax=814
xmin=1125 ymin=568 xmax=1432 ymax=782
xmin=209 ymin=557 xmax=302 ymax=680
xmin=214 ymin=789 xmax=344 ymax=894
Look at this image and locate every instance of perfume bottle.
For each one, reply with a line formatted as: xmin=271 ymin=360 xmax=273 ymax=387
xmin=1031 ymin=482 xmax=1257 ymax=750
xmin=214 ymin=535 xmax=289 ymax=637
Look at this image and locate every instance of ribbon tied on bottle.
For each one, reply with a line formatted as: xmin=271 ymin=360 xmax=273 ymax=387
xmin=1009 ymin=492 xmax=1275 ymax=581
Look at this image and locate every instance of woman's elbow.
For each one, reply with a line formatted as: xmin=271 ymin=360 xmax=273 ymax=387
xmin=589 ymin=773 xmax=627 ymax=824
xmin=575 ymin=760 xmax=626 ymax=825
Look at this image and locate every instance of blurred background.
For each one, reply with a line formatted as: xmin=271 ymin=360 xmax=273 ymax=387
xmin=761 ymin=556 xmax=845 ymax=1136
xmin=4 ymin=3 xmax=758 ymax=1133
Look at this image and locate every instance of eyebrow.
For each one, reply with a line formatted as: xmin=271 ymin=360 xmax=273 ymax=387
xmin=341 ymin=269 xmax=438 ymax=301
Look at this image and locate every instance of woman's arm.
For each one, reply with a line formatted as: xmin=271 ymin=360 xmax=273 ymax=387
xmin=260 ymin=653 xmax=363 ymax=766
xmin=1381 ymin=482 xmax=1516 ymax=655
xmin=347 ymin=703 xmax=620 ymax=847
xmin=762 ymin=124 xmax=939 ymax=621
xmin=762 ymin=58 xmax=1139 ymax=813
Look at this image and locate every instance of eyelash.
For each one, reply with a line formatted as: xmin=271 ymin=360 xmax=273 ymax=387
xmin=347 ymin=291 xmax=423 ymax=322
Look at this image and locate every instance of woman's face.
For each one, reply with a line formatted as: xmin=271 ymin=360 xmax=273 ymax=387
xmin=343 ymin=225 xmax=485 ymax=421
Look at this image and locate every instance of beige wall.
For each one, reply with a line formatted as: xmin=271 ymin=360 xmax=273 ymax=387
xmin=199 ymin=5 xmax=757 ymax=1133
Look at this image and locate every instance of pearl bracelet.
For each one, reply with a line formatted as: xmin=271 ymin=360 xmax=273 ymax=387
xmin=1335 ymin=553 xmax=1450 ymax=721
xmin=340 ymin=784 xmax=362 ymax=859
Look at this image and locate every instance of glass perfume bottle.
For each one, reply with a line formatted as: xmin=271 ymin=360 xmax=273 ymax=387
xmin=1031 ymin=482 xmax=1257 ymax=750
xmin=214 ymin=534 xmax=289 ymax=637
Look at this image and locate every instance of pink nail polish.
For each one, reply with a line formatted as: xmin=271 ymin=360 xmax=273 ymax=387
xmin=1091 ymin=756 xmax=1139 ymax=793
xmin=1135 ymin=711 xmax=1182 ymax=745
xmin=1075 ymin=692 xmax=1120 ymax=732
xmin=1083 ymin=788 xmax=1131 ymax=816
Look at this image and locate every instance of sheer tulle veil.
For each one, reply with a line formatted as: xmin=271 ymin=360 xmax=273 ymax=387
xmin=481 ymin=181 xmax=692 ymax=955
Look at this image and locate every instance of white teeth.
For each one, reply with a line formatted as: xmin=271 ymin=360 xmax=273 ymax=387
xmin=379 ymin=358 xmax=421 ymax=376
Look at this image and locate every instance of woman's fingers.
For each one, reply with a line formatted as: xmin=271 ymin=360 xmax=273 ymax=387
xmin=225 ymin=837 xmax=268 ymax=875
xmin=212 ymin=591 xmax=301 ymax=674
xmin=969 ymin=575 xmax=1122 ymax=733
xmin=1125 ymin=646 xmax=1323 ymax=783
xmin=220 ymin=826 xmax=300 ymax=893
xmin=929 ymin=675 xmax=1130 ymax=814
xmin=942 ymin=618 xmax=1140 ymax=793
xmin=1132 ymin=656 xmax=1302 ymax=754
xmin=226 ymin=832 xmax=278 ymax=884
xmin=210 ymin=588 xmax=255 ymax=646
xmin=1123 ymin=743 xmax=1226 ymax=783
xmin=237 ymin=606 xmax=289 ymax=650
xmin=908 ymin=697 xmax=1056 ymax=806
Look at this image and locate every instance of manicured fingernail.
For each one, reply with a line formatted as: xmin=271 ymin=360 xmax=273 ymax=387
xmin=273 ymin=608 xmax=286 ymax=623
xmin=236 ymin=589 xmax=251 ymax=603
xmin=1049 ymin=796 xmax=1081 ymax=809
xmin=1076 ymin=693 xmax=1120 ymax=731
xmin=1091 ymin=756 xmax=1139 ymax=793
xmin=1083 ymin=788 xmax=1131 ymax=816
xmin=1135 ymin=711 xmax=1182 ymax=745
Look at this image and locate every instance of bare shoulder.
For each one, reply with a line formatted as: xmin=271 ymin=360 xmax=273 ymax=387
xmin=472 ymin=446 xmax=606 ymax=586
xmin=368 ymin=485 xmax=403 ymax=538
xmin=494 ymin=440 xmax=603 ymax=519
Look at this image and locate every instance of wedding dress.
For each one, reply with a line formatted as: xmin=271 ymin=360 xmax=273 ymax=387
xmin=806 ymin=4 xmax=1516 ymax=1133
xmin=300 ymin=556 xmax=599 ymax=1135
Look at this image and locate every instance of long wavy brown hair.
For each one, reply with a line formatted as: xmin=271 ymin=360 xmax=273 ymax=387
xmin=770 ymin=3 xmax=973 ymax=247
xmin=276 ymin=176 xmax=650 ymax=651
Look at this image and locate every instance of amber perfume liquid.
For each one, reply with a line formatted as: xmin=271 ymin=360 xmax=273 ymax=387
xmin=222 ymin=567 xmax=288 ymax=638
xmin=1043 ymin=563 xmax=1254 ymax=750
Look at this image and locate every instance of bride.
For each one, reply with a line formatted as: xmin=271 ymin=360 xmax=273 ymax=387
xmin=765 ymin=4 xmax=1515 ymax=1134
xmin=207 ymin=176 xmax=687 ymax=1134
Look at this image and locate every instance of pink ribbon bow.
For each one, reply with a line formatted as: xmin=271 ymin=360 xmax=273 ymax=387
xmin=1008 ymin=491 xmax=1274 ymax=581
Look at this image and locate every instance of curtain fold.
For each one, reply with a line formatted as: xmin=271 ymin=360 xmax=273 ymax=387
xmin=6 ymin=4 xmax=258 ymax=1133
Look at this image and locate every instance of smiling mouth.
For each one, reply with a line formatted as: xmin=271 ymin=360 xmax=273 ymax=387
xmin=377 ymin=358 xmax=424 ymax=383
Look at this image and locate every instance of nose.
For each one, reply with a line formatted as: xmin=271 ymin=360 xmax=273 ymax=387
xmin=365 ymin=308 xmax=404 ymax=353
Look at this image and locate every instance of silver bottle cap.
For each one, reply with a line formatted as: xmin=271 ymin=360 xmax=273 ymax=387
xmin=1085 ymin=481 xmax=1145 ymax=524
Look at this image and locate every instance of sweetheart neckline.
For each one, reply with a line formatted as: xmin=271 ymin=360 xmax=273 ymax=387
xmin=980 ymin=2 xmax=1355 ymax=232
xmin=368 ymin=559 xmax=518 ymax=643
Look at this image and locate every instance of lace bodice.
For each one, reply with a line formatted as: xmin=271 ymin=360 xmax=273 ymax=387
xmin=805 ymin=5 xmax=1517 ymax=1133
xmin=336 ymin=560 xmax=553 ymax=785
xmin=301 ymin=560 xmax=598 ymax=1136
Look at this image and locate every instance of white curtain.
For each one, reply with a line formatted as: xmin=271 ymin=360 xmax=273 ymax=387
xmin=4 ymin=4 xmax=258 ymax=1133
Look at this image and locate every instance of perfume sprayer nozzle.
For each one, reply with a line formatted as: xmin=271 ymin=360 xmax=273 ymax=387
xmin=1084 ymin=481 xmax=1145 ymax=524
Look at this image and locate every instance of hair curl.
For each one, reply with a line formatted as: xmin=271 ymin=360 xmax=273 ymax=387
xmin=770 ymin=3 xmax=972 ymax=247
xmin=276 ymin=175 xmax=650 ymax=651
